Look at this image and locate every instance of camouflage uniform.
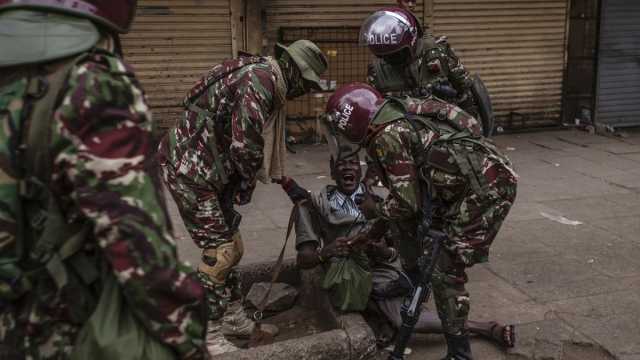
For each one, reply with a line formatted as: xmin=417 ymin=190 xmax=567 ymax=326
xmin=365 ymin=97 xmax=517 ymax=336
xmin=368 ymin=34 xmax=477 ymax=117
xmin=158 ymin=55 xmax=283 ymax=320
xmin=0 ymin=45 xmax=207 ymax=358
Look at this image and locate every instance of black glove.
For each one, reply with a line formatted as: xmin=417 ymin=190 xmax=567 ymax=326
xmin=355 ymin=191 xmax=383 ymax=220
xmin=274 ymin=176 xmax=309 ymax=203
xmin=234 ymin=177 xmax=256 ymax=205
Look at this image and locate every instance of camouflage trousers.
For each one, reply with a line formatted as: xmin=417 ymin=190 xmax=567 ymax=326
xmin=398 ymin=164 xmax=517 ymax=335
xmin=160 ymin=162 xmax=244 ymax=320
xmin=442 ymin=162 xmax=518 ymax=266
xmin=399 ymin=240 xmax=470 ymax=336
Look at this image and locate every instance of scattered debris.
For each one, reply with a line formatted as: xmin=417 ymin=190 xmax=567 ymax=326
xmin=540 ymin=212 xmax=583 ymax=226
xmin=506 ymin=147 xmax=516 ymax=151
xmin=317 ymin=175 xmax=327 ymax=179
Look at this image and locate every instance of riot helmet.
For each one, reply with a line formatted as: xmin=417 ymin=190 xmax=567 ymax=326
xmin=0 ymin=0 xmax=137 ymax=33
xmin=323 ymin=83 xmax=383 ymax=160
xmin=360 ymin=7 xmax=422 ymax=65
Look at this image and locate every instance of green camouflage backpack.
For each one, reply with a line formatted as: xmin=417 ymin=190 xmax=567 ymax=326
xmin=0 ymin=53 xmax=175 ymax=359
xmin=0 ymin=56 xmax=95 ymax=312
xmin=372 ymin=97 xmax=509 ymax=197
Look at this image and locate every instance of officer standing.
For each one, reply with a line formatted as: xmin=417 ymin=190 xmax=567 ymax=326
xmin=323 ymin=83 xmax=518 ymax=360
xmin=361 ymin=7 xmax=495 ymax=137
xmin=0 ymin=1 xmax=207 ymax=359
xmin=158 ymin=40 xmax=328 ymax=354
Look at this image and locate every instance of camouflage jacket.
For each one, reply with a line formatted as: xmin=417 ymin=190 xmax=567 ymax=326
xmin=160 ymin=55 xmax=279 ymax=194
xmin=0 ymin=50 xmax=206 ymax=359
xmin=365 ymin=99 xmax=510 ymax=223
xmin=367 ymin=35 xmax=474 ymax=113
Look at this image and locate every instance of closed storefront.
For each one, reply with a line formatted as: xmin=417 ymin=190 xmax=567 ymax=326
xmin=266 ymin=0 xmax=569 ymax=131
xmin=428 ymin=0 xmax=569 ymax=129
xmin=264 ymin=1 xmax=424 ymax=137
xmin=122 ymin=0 xmax=232 ymax=129
xmin=595 ymin=0 xmax=640 ymax=128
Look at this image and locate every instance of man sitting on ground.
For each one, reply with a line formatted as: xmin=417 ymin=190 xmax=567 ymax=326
xmin=276 ymin=155 xmax=515 ymax=350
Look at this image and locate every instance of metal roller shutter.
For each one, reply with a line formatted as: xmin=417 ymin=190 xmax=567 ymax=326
xmin=122 ymin=0 xmax=232 ymax=129
xmin=265 ymin=1 xmax=424 ymax=31
xmin=595 ymin=0 xmax=640 ymax=128
xmin=264 ymin=1 xmax=424 ymax=128
xmin=428 ymin=0 xmax=569 ymax=129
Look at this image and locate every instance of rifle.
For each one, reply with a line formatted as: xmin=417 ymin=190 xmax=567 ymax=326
xmin=388 ymin=166 xmax=446 ymax=360
xmin=388 ymin=229 xmax=446 ymax=360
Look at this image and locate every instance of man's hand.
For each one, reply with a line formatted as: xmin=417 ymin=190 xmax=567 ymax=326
xmin=356 ymin=191 xmax=381 ymax=220
xmin=366 ymin=237 xmax=392 ymax=259
xmin=344 ymin=233 xmax=369 ymax=249
xmin=320 ymin=237 xmax=351 ymax=258
xmin=273 ymin=176 xmax=309 ymax=203
xmin=234 ymin=177 xmax=256 ymax=205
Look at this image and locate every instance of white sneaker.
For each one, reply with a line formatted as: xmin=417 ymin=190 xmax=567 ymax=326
xmin=206 ymin=322 xmax=239 ymax=356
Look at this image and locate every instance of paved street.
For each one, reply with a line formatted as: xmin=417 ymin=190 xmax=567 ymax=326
xmin=168 ymin=129 xmax=640 ymax=359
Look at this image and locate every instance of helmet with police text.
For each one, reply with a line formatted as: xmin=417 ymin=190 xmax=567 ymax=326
xmin=359 ymin=7 xmax=422 ymax=64
xmin=0 ymin=0 xmax=137 ymax=33
xmin=325 ymin=83 xmax=384 ymax=145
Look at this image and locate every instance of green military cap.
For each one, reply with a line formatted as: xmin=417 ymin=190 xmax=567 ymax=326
xmin=276 ymin=39 xmax=328 ymax=91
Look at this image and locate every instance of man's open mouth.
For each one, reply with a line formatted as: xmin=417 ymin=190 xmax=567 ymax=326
xmin=342 ymin=173 xmax=356 ymax=184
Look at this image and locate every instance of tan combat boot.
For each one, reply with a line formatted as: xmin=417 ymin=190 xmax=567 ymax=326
xmin=220 ymin=301 xmax=279 ymax=339
xmin=206 ymin=321 xmax=239 ymax=356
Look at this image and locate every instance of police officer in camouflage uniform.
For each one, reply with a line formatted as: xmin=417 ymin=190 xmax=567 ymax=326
xmin=0 ymin=1 xmax=207 ymax=358
xmin=361 ymin=7 xmax=495 ymax=137
xmin=158 ymin=40 xmax=328 ymax=353
xmin=323 ymin=83 xmax=518 ymax=360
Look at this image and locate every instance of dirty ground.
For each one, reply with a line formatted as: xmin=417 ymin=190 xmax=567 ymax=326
xmin=168 ymin=129 xmax=640 ymax=360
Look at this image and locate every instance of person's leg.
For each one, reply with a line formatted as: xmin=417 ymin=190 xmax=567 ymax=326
xmin=467 ymin=320 xmax=515 ymax=348
xmin=431 ymin=252 xmax=473 ymax=360
xmin=161 ymin=164 xmax=239 ymax=316
xmin=377 ymin=297 xmax=444 ymax=334
xmin=160 ymin=164 xmax=245 ymax=354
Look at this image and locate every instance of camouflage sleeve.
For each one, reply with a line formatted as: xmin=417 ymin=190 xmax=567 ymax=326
xmin=369 ymin=122 xmax=421 ymax=221
xmin=229 ymin=68 xmax=275 ymax=182
xmin=440 ymin=41 xmax=472 ymax=96
xmin=51 ymin=55 xmax=206 ymax=358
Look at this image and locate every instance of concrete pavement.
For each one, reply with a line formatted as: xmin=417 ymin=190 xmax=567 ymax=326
xmin=168 ymin=129 xmax=640 ymax=359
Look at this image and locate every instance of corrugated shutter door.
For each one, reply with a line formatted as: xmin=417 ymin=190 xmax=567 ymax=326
xmin=122 ymin=0 xmax=232 ymax=129
xmin=264 ymin=1 xmax=424 ymax=123
xmin=596 ymin=0 xmax=640 ymax=127
xmin=430 ymin=0 xmax=569 ymax=128
xmin=265 ymin=1 xmax=423 ymax=31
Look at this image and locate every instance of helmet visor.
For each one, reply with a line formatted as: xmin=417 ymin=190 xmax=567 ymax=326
xmin=320 ymin=114 xmax=362 ymax=162
xmin=359 ymin=10 xmax=412 ymax=47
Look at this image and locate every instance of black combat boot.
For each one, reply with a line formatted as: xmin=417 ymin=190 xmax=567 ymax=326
xmin=440 ymin=332 xmax=474 ymax=360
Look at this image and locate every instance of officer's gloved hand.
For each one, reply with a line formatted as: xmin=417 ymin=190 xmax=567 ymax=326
xmin=273 ymin=177 xmax=309 ymax=203
xmin=234 ymin=177 xmax=256 ymax=205
xmin=355 ymin=191 xmax=382 ymax=219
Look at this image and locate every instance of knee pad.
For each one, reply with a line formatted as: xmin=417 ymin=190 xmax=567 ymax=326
xmin=199 ymin=233 xmax=244 ymax=284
